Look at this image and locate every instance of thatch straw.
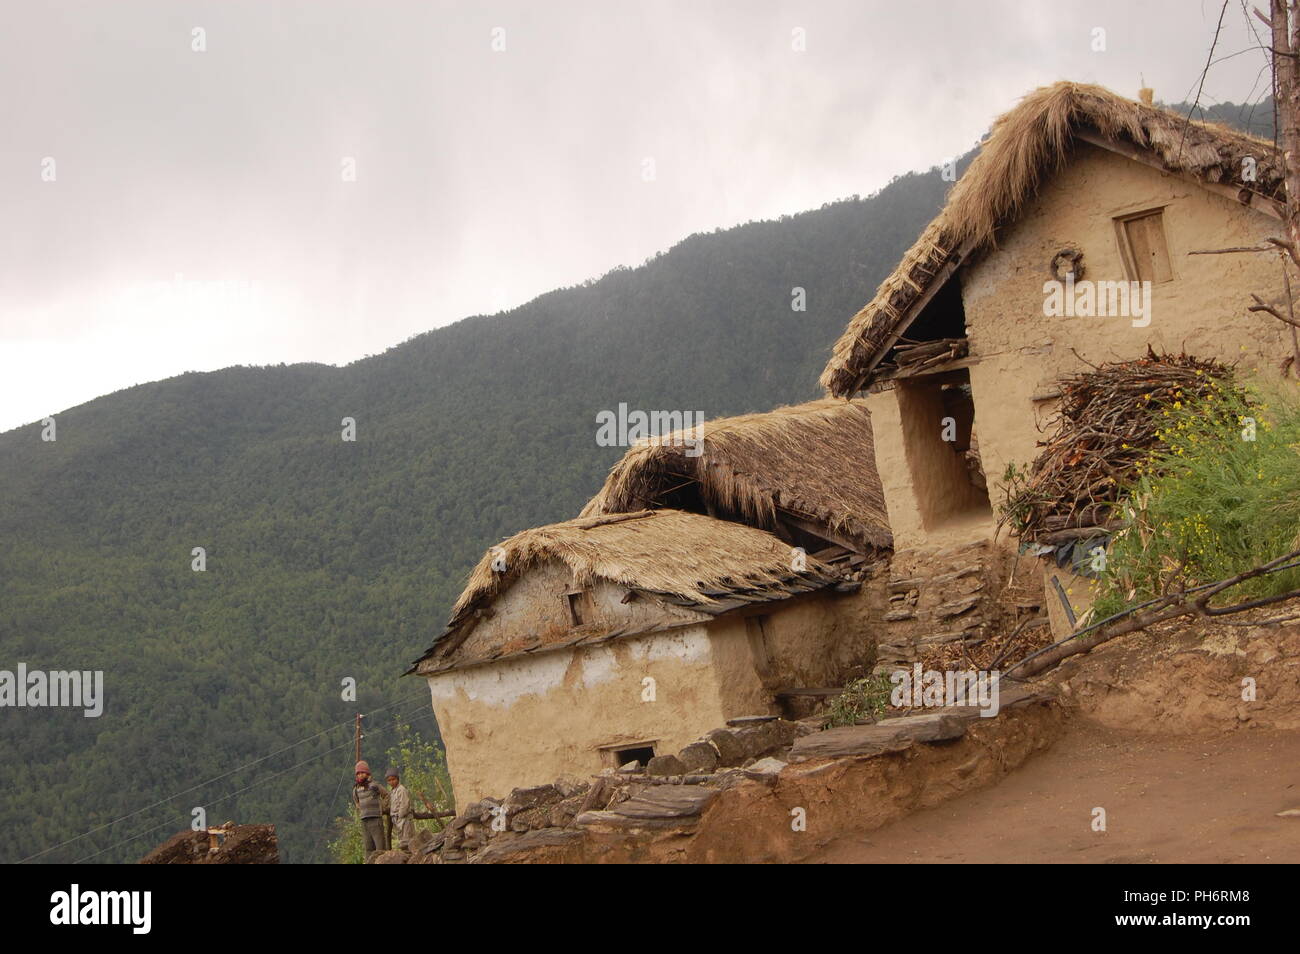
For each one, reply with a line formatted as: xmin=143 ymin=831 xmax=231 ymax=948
xmin=410 ymin=509 xmax=842 ymax=673
xmin=821 ymin=82 xmax=1284 ymax=396
xmin=580 ymin=399 xmax=891 ymax=550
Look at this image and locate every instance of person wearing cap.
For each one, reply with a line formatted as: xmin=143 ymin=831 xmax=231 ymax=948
xmin=352 ymin=760 xmax=389 ymax=857
xmin=385 ymin=767 xmax=416 ymax=851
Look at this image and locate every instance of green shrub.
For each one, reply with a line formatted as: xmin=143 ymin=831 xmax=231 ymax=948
xmin=827 ymin=673 xmax=894 ymax=727
xmin=1092 ymin=380 xmax=1300 ymax=620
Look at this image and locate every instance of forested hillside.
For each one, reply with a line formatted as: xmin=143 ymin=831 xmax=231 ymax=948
xmin=0 ymin=95 xmax=1268 ymax=864
xmin=0 ymin=165 xmax=955 ymax=863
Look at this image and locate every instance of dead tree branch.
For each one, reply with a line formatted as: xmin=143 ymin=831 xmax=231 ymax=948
xmin=1006 ymin=548 xmax=1300 ymax=678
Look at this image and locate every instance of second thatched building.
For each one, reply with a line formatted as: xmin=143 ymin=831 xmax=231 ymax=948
xmin=409 ymin=399 xmax=892 ymax=807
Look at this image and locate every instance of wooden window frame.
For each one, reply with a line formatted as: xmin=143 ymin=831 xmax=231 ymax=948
xmin=597 ymin=740 xmax=658 ymax=768
xmin=564 ymin=588 xmax=586 ymax=626
xmin=1114 ymin=206 xmax=1174 ymax=284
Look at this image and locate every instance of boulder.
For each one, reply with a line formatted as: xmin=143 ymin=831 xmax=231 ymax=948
xmin=732 ymin=720 xmax=799 ymax=759
xmin=935 ymin=595 xmax=980 ymax=620
xmin=508 ymin=806 xmax=549 ymax=833
xmin=646 ymin=754 xmax=687 ymax=777
xmin=788 ymin=713 xmax=966 ymax=762
xmin=370 ymin=849 xmax=409 ymax=865
xmin=409 ymin=828 xmax=434 ymax=854
xmin=677 ymin=740 xmax=720 ymax=774
xmin=577 ymin=777 xmax=615 ymax=813
xmin=555 ymin=775 xmax=589 ymax=799
xmin=461 ymin=821 xmax=488 ymax=850
xmin=504 ymin=783 xmax=561 ymax=813
xmin=548 ymin=794 xmax=586 ymax=828
xmin=705 ymin=728 xmax=745 ymax=766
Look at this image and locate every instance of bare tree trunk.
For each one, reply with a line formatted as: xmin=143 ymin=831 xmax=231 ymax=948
xmin=1273 ymin=1 xmax=1300 ymax=261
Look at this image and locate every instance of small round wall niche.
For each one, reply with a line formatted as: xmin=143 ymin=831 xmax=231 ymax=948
xmin=1049 ymin=247 xmax=1085 ymax=282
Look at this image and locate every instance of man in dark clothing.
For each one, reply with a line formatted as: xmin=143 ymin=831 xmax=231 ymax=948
xmin=352 ymin=760 xmax=388 ymax=856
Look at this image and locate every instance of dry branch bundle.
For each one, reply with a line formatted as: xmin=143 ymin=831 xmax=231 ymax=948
xmin=1000 ymin=349 xmax=1235 ymax=541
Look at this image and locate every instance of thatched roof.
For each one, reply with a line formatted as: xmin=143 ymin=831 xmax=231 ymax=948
xmin=820 ymin=82 xmax=1285 ymax=397
xmin=409 ymin=509 xmax=843 ymax=674
xmin=579 ymin=399 xmax=891 ymax=550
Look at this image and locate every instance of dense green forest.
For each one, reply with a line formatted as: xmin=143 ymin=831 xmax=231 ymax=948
xmin=0 ymin=164 xmax=954 ymax=863
xmin=0 ymin=96 xmax=1268 ymax=863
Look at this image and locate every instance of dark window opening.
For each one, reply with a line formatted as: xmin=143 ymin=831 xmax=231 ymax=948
xmin=565 ymin=590 xmax=586 ymax=625
xmin=767 ymin=517 xmax=821 ymax=551
xmin=612 ymin=744 xmax=655 ymax=768
xmin=643 ymin=476 xmax=710 ymax=515
xmin=878 ymin=278 xmax=968 ymax=376
xmin=902 ymin=277 xmax=966 ymax=341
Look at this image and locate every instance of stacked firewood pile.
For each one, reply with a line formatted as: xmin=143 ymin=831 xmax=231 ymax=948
xmin=884 ymin=337 xmax=969 ymax=376
xmin=1002 ymin=349 xmax=1235 ymax=543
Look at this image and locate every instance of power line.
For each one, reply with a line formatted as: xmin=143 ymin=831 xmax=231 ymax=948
xmin=312 ymin=762 xmax=354 ymax=863
xmin=18 ymin=691 xmax=432 ymax=863
xmin=71 ymin=705 xmax=437 ymax=864
xmin=1178 ymin=0 xmax=1232 ymax=162
xmin=73 ymin=733 xmax=364 ymax=868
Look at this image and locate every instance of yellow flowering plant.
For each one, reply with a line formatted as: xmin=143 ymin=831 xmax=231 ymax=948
xmin=1093 ymin=382 xmax=1300 ymax=620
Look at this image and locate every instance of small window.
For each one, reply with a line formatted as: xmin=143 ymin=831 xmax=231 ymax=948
xmin=600 ymin=742 xmax=656 ymax=768
xmin=564 ymin=589 xmax=585 ymax=625
xmin=1116 ymin=209 xmax=1173 ymax=283
xmin=613 ymin=745 xmax=655 ymax=768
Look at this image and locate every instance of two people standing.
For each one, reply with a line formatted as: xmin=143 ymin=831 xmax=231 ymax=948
xmin=352 ymin=761 xmax=417 ymax=855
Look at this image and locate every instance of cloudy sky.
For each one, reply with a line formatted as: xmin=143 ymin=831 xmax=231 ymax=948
xmin=0 ymin=1 xmax=1277 ymax=432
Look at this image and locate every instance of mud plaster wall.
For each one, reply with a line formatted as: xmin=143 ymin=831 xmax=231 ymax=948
xmin=870 ymin=143 xmax=1287 ymax=552
xmin=454 ymin=561 xmax=709 ymax=662
xmin=867 ymin=389 xmax=994 ymax=551
xmin=961 ymin=140 xmax=1289 ymax=501
xmin=427 ymin=622 xmax=768 ymax=808
xmin=747 ymin=587 xmax=879 ymax=690
xmin=895 ymin=379 xmax=991 ymax=526
xmin=428 ymin=586 xmax=877 ymax=806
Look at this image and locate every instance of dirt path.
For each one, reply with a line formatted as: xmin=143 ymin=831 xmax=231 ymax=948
xmin=804 ymin=724 xmax=1300 ymax=863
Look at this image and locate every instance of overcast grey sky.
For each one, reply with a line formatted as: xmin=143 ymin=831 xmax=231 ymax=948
xmin=0 ymin=1 xmax=1277 ymax=433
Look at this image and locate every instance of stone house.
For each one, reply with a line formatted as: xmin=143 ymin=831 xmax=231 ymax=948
xmin=819 ymin=81 xmax=1292 ymax=634
xmin=409 ymin=400 xmax=892 ymax=807
xmin=409 ymin=510 xmax=871 ymax=808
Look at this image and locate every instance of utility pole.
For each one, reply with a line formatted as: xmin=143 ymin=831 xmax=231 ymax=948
xmin=354 ymin=713 xmax=362 ymax=764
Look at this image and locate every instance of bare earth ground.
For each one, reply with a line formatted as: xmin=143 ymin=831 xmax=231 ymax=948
xmin=805 ymin=723 xmax=1300 ymax=863
xmin=806 ymin=606 xmax=1300 ymax=864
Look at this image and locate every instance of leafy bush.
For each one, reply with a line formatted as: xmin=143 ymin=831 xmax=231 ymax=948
xmin=827 ymin=673 xmax=894 ymax=727
xmin=1092 ymin=380 xmax=1300 ymax=620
